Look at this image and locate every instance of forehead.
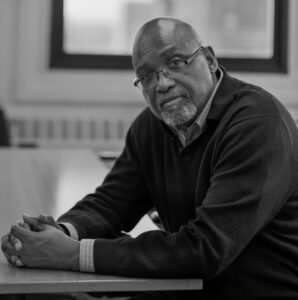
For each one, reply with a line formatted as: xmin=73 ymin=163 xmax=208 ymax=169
xmin=133 ymin=20 xmax=196 ymax=71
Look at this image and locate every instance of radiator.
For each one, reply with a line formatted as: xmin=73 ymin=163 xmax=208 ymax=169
xmin=9 ymin=117 xmax=131 ymax=152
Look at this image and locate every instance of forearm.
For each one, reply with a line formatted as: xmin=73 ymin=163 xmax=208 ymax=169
xmin=58 ymin=131 xmax=153 ymax=240
xmin=59 ymin=222 xmax=95 ymax=272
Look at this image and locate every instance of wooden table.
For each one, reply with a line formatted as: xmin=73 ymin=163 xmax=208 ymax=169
xmin=0 ymin=148 xmax=202 ymax=297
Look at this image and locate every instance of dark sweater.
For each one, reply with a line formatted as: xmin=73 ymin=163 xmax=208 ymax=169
xmin=59 ymin=69 xmax=298 ymax=299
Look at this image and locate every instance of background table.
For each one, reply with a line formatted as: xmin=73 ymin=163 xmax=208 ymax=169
xmin=0 ymin=148 xmax=108 ymax=227
xmin=0 ymin=148 xmax=202 ymax=297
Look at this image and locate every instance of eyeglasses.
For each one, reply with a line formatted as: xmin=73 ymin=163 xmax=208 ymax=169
xmin=133 ymin=46 xmax=205 ymax=90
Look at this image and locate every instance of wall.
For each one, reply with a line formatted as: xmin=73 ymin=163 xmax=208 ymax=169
xmin=0 ymin=0 xmax=297 ymax=151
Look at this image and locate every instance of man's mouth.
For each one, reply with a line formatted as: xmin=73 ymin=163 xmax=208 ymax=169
xmin=160 ymin=96 xmax=185 ymax=110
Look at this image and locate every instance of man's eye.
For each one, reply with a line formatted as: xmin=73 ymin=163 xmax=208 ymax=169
xmin=168 ymin=58 xmax=185 ymax=69
xmin=142 ymin=73 xmax=154 ymax=81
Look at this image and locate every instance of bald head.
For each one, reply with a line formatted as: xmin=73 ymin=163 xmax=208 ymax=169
xmin=132 ymin=17 xmax=202 ymax=68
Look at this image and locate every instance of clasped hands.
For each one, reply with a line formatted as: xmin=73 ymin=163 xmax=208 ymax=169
xmin=1 ymin=214 xmax=80 ymax=271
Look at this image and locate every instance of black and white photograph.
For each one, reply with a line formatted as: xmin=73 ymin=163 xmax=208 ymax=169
xmin=0 ymin=1 xmax=297 ymax=299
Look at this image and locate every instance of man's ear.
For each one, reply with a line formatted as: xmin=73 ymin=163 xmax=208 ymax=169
xmin=204 ymin=46 xmax=218 ymax=73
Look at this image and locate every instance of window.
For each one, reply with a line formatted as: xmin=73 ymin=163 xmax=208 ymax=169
xmin=50 ymin=0 xmax=288 ymax=72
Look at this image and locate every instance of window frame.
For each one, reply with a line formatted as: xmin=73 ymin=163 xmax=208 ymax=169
xmin=50 ymin=0 xmax=288 ymax=73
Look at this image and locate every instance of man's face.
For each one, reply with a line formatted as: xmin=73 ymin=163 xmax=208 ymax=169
xmin=133 ymin=20 xmax=216 ymax=128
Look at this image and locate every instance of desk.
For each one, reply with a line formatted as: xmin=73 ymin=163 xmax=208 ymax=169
xmin=0 ymin=148 xmax=202 ymax=296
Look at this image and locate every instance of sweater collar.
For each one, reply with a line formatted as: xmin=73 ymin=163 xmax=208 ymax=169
xmin=207 ymin=66 xmax=242 ymax=122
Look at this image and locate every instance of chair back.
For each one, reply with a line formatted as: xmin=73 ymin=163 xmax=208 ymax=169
xmin=0 ymin=108 xmax=10 ymax=146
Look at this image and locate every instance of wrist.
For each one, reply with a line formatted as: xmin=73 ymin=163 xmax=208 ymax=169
xmin=68 ymin=239 xmax=80 ymax=271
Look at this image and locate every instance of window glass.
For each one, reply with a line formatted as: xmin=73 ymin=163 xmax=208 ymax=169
xmin=63 ymin=0 xmax=274 ymax=58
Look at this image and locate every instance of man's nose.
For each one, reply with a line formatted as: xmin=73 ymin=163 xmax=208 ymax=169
xmin=156 ymin=72 xmax=176 ymax=93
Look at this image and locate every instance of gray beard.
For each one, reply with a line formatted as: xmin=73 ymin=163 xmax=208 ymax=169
xmin=161 ymin=102 xmax=198 ymax=128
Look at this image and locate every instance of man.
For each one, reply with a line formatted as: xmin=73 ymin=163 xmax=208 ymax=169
xmin=2 ymin=17 xmax=298 ymax=299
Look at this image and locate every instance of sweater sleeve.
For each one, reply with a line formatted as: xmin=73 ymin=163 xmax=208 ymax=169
xmin=58 ymin=125 xmax=153 ymax=240
xmin=90 ymin=115 xmax=297 ymax=279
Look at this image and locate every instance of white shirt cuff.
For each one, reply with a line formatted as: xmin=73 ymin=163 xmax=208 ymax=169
xmin=60 ymin=222 xmax=79 ymax=240
xmin=79 ymin=239 xmax=95 ymax=273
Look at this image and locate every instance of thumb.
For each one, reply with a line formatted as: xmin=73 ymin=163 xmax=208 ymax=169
xmin=22 ymin=214 xmax=46 ymax=231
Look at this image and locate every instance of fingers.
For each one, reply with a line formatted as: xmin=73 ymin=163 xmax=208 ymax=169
xmin=38 ymin=214 xmax=63 ymax=232
xmin=1 ymin=219 xmax=33 ymax=268
xmin=1 ymin=230 xmax=10 ymax=245
xmin=38 ymin=214 xmax=55 ymax=224
xmin=1 ymin=232 xmax=13 ymax=263
xmin=1 ymin=231 xmax=23 ymax=267
xmin=38 ymin=214 xmax=60 ymax=228
xmin=22 ymin=222 xmax=31 ymax=230
xmin=10 ymin=255 xmax=24 ymax=267
xmin=22 ymin=214 xmax=43 ymax=231
xmin=4 ymin=221 xmax=29 ymax=253
xmin=10 ymin=222 xmax=30 ymax=240
xmin=23 ymin=213 xmax=60 ymax=231
xmin=7 ymin=223 xmax=27 ymax=268
xmin=10 ymin=234 xmax=22 ymax=251
xmin=15 ymin=258 xmax=24 ymax=267
xmin=2 ymin=229 xmax=23 ymax=254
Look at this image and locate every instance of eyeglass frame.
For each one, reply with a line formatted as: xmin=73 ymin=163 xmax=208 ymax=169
xmin=133 ymin=46 xmax=205 ymax=90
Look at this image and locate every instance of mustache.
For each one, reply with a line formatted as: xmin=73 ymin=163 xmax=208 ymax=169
xmin=157 ymin=92 xmax=188 ymax=106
